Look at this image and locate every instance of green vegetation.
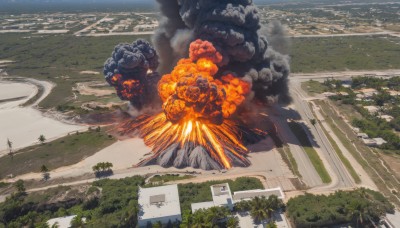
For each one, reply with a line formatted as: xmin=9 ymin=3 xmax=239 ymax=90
xmin=287 ymin=188 xmax=394 ymax=228
xmin=287 ymin=121 xmax=331 ymax=183
xmin=0 ymin=128 xmax=116 ymax=179
xmin=301 ymin=80 xmax=330 ymax=95
xmin=291 ymin=36 xmax=400 ymax=73
xmin=0 ymin=182 xmax=10 ymax=189
xmin=0 ymin=33 xmax=150 ymax=112
xmin=178 ymin=177 xmax=264 ymax=211
xmin=313 ymin=77 xmax=400 ymax=152
xmin=0 ymin=176 xmax=264 ymax=227
xmin=277 ymin=146 xmax=301 ymax=179
xmin=181 ymin=206 xmax=232 ymax=228
xmin=316 ymin=99 xmax=400 ymax=207
xmin=235 ymin=195 xmax=284 ymax=225
xmin=0 ymin=176 xmax=145 ymax=227
xmin=92 ymin=162 xmax=113 ymax=178
xmin=148 ymin=174 xmax=195 ymax=184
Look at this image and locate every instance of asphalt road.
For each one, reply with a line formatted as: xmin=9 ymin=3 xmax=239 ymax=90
xmin=290 ymin=79 xmax=355 ymax=189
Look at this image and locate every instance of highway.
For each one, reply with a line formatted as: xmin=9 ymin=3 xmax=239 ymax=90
xmin=290 ymin=79 xmax=355 ymax=189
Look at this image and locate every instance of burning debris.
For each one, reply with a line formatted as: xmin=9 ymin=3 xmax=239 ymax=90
xmin=103 ymin=0 xmax=290 ymax=170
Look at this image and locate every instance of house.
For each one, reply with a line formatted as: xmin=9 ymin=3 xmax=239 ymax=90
xmin=191 ymin=183 xmax=234 ymax=213
xmin=138 ymin=184 xmax=182 ymax=227
xmin=362 ymin=138 xmax=378 ymax=146
xmin=357 ymin=133 xmax=369 ymax=139
xmin=338 ymin=91 xmax=349 ymax=96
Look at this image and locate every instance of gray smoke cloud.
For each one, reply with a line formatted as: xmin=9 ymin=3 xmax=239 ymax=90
xmin=153 ymin=0 xmax=291 ymax=104
xmin=103 ymin=39 xmax=160 ymax=109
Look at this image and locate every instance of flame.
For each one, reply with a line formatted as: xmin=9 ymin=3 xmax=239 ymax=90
xmin=121 ymin=113 xmax=252 ymax=169
xmin=112 ymin=39 xmax=264 ymax=169
xmin=158 ymin=39 xmax=250 ymax=125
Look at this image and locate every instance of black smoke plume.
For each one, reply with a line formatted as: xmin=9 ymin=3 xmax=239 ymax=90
xmin=153 ymin=0 xmax=291 ymax=104
xmin=103 ymin=39 xmax=160 ymax=109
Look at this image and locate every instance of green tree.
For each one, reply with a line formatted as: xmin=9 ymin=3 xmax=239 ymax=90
xmin=226 ymin=216 xmax=240 ymax=228
xmin=250 ymin=196 xmax=271 ymax=224
xmin=14 ymin=179 xmax=26 ymax=194
xmin=41 ymin=165 xmax=50 ymax=180
xmin=70 ymin=214 xmax=84 ymax=228
xmin=310 ymin=119 xmax=317 ymax=126
xmin=38 ymin=135 xmax=46 ymax=144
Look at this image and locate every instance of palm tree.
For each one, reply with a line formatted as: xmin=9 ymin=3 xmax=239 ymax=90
xmin=38 ymin=135 xmax=46 ymax=144
xmin=250 ymin=197 xmax=270 ymax=224
xmin=226 ymin=216 xmax=239 ymax=228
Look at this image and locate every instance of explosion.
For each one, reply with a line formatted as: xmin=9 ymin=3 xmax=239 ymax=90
xmin=103 ymin=0 xmax=290 ymax=170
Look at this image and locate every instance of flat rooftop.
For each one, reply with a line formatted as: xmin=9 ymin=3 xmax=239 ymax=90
xmin=211 ymin=183 xmax=234 ymax=207
xmin=138 ymin=184 xmax=181 ymax=221
xmin=233 ymin=187 xmax=285 ymax=201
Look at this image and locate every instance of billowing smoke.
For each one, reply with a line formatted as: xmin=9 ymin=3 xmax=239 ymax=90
xmin=153 ymin=0 xmax=291 ymax=104
xmin=103 ymin=39 xmax=160 ymax=109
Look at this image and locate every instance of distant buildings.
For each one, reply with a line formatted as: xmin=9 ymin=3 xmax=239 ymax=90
xmin=137 ymin=184 xmax=182 ymax=227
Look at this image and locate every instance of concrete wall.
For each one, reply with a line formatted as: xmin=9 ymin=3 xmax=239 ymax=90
xmin=138 ymin=214 xmax=182 ymax=227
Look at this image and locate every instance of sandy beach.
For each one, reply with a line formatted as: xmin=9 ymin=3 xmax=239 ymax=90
xmin=0 ymin=79 xmax=85 ymax=155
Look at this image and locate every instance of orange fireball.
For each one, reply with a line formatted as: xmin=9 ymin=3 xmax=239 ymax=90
xmin=158 ymin=39 xmax=250 ymax=124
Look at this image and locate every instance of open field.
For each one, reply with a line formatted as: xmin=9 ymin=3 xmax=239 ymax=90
xmin=291 ymin=36 xmax=400 ymax=73
xmin=315 ymin=100 xmax=400 ymax=207
xmin=0 ymin=128 xmax=116 ymax=180
xmin=1 ymin=34 xmax=400 ymax=113
xmin=287 ymin=121 xmax=331 ymax=183
xmin=0 ymin=33 xmax=150 ymax=112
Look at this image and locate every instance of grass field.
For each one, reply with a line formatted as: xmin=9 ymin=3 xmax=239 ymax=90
xmin=0 ymin=128 xmax=116 ymax=179
xmin=315 ymin=100 xmax=400 ymax=207
xmin=148 ymin=174 xmax=195 ymax=184
xmin=287 ymin=121 xmax=332 ymax=183
xmin=1 ymin=34 xmax=400 ymax=111
xmin=291 ymin=36 xmax=400 ymax=73
xmin=301 ymin=80 xmax=330 ymax=96
xmin=0 ymin=33 xmax=150 ymax=111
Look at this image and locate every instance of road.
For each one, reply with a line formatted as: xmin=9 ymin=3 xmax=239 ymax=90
xmin=267 ymin=109 xmax=323 ymax=187
xmin=289 ymin=31 xmax=397 ymax=38
xmin=290 ymin=79 xmax=355 ymax=190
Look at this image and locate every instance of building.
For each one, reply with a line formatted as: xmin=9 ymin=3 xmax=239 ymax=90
xmin=233 ymin=187 xmax=285 ymax=202
xmin=138 ymin=184 xmax=182 ymax=227
xmin=191 ymin=183 xmax=234 ymax=213
xmin=357 ymin=133 xmax=369 ymax=139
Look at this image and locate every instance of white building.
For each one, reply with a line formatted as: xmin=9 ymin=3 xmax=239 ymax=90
xmin=191 ymin=183 xmax=234 ymax=212
xmin=138 ymin=184 xmax=182 ymax=227
xmin=233 ymin=187 xmax=285 ymax=202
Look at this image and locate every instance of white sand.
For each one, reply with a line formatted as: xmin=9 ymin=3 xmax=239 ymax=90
xmin=49 ymin=138 xmax=152 ymax=178
xmin=0 ymin=82 xmax=34 ymax=101
xmin=0 ymin=80 xmax=85 ymax=155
